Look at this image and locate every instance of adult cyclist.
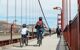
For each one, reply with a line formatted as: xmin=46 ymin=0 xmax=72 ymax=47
xmin=35 ymin=17 xmax=45 ymax=46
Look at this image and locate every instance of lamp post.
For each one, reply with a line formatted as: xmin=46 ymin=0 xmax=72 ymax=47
xmin=10 ymin=20 xmax=17 ymax=43
xmin=53 ymin=7 xmax=62 ymax=10
xmin=53 ymin=7 xmax=63 ymax=30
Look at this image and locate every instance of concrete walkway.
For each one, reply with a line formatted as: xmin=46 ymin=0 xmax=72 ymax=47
xmin=0 ymin=34 xmax=68 ymax=50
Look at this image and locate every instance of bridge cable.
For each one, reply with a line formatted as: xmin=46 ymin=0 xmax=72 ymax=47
xmin=38 ymin=0 xmax=50 ymax=29
xmin=7 ymin=0 xmax=8 ymax=29
xmin=25 ymin=0 xmax=27 ymax=25
xmin=21 ymin=0 xmax=22 ymax=25
xmin=14 ymin=0 xmax=16 ymax=24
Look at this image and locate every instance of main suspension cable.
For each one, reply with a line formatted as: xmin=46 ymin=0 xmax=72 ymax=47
xmin=38 ymin=0 xmax=50 ymax=28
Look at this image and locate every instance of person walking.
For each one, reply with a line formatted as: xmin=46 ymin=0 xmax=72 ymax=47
xmin=49 ymin=28 xmax=51 ymax=36
xmin=56 ymin=26 xmax=61 ymax=38
xmin=35 ymin=17 xmax=45 ymax=46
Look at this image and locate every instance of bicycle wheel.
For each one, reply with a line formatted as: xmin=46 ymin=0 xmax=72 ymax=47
xmin=38 ymin=40 xmax=41 ymax=46
xmin=38 ymin=37 xmax=42 ymax=46
xmin=20 ymin=38 xmax=23 ymax=47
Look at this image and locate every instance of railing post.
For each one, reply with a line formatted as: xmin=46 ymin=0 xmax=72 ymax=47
xmin=61 ymin=0 xmax=64 ymax=32
xmin=11 ymin=24 xmax=13 ymax=44
xmin=78 ymin=0 xmax=80 ymax=49
xmin=32 ymin=27 xmax=34 ymax=38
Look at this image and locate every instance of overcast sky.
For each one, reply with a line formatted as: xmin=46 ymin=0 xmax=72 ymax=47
xmin=0 ymin=0 xmax=78 ymax=28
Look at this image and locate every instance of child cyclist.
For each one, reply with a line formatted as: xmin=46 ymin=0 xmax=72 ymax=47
xmin=20 ymin=24 xmax=28 ymax=47
xmin=35 ymin=17 xmax=45 ymax=46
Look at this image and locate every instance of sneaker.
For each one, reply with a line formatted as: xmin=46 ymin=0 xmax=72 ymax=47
xmin=25 ymin=44 xmax=28 ymax=46
xmin=20 ymin=45 xmax=23 ymax=47
xmin=37 ymin=40 xmax=39 ymax=44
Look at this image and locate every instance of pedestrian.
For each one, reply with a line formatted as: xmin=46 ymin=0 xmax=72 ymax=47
xmin=56 ymin=26 xmax=61 ymax=38
xmin=35 ymin=17 xmax=45 ymax=46
xmin=20 ymin=24 xmax=28 ymax=47
xmin=49 ymin=28 xmax=51 ymax=36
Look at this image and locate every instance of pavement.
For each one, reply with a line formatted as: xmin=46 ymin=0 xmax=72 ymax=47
xmin=56 ymin=35 xmax=69 ymax=50
xmin=0 ymin=34 xmax=69 ymax=50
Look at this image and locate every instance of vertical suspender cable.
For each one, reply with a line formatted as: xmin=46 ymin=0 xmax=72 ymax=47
xmin=28 ymin=0 xmax=29 ymax=25
xmin=31 ymin=1 xmax=33 ymax=24
xmin=7 ymin=0 xmax=11 ymax=44
xmin=7 ymin=0 xmax=8 ymax=31
xmin=34 ymin=0 xmax=36 ymax=24
xmin=38 ymin=0 xmax=49 ymax=29
xmin=25 ymin=0 xmax=27 ymax=25
xmin=35 ymin=0 xmax=37 ymax=24
xmin=20 ymin=0 xmax=22 ymax=45
xmin=57 ymin=15 xmax=58 ymax=27
xmin=66 ymin=0 xmax=68 ymax=25
xmin=21 ymin=0 xmax=22 ymax=25
xmin=15 ymin=0 xmax=16 ymax=23
xmin=62 ymin=0 xmax=64 ymax=31
xmin=35 ymin=0 xmax=36 ymax=24
xmin=29 ymin=0 xmax=30 ymax=25
xmin=69 ymin=0 xmax=71 ymax=21
xmin=27 ymin=0 xmax=29 ymax=25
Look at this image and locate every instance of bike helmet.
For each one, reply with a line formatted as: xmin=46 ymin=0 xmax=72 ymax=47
xmin=39 ymin=17 xmax=42 ymax=21
xmin=22 ymin=24 xmax=26 ymax=28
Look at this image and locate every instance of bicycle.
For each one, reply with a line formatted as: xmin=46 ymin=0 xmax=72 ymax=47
xmin=20 ymin=35 xmax=28 ymax=47
xmin=38 ymin=36 xmax=42 ymax=46
xmin=37 ymin=31 xmax=43 ymax=46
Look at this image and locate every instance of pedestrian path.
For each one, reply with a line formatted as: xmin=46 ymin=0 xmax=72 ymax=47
xmin=0 ymin=34 xmax=68 ymax=50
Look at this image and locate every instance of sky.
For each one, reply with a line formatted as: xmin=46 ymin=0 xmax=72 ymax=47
xmin=0 ymin=0 xmax=78 ymax=28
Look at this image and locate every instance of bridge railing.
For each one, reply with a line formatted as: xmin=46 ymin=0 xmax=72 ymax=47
xmin=63 ymin=14 xmax=79 ymax=50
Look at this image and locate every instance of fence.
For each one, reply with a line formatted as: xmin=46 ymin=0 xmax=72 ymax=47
xmin=63 ymin=14 xmax=80 ymax=50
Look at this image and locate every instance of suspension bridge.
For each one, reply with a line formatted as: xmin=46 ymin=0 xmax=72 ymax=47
xmin=0 ymin=0 xmax=80 ymax=50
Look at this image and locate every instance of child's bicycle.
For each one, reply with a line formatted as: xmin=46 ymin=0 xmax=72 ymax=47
xmin=20 ymin=36 xmax=28 ymax=47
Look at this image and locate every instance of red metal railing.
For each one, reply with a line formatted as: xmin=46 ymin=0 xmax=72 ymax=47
xmin=63 ymin=15 xmax=80 ymax=50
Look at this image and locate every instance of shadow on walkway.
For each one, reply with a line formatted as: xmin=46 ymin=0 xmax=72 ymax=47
xmin=56 ymin=38 xmax=61 ymax=50
xmin=13 ymin=44 xmax=39 ymax=48
xmin=56 ymin=36 xmax=69 ymax=50
xmin=27 ymin=44 xmax=39 ymax=47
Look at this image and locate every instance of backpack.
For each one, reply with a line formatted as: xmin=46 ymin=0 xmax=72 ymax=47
xmin=35 ymin=21 xmax=43 ymax=29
